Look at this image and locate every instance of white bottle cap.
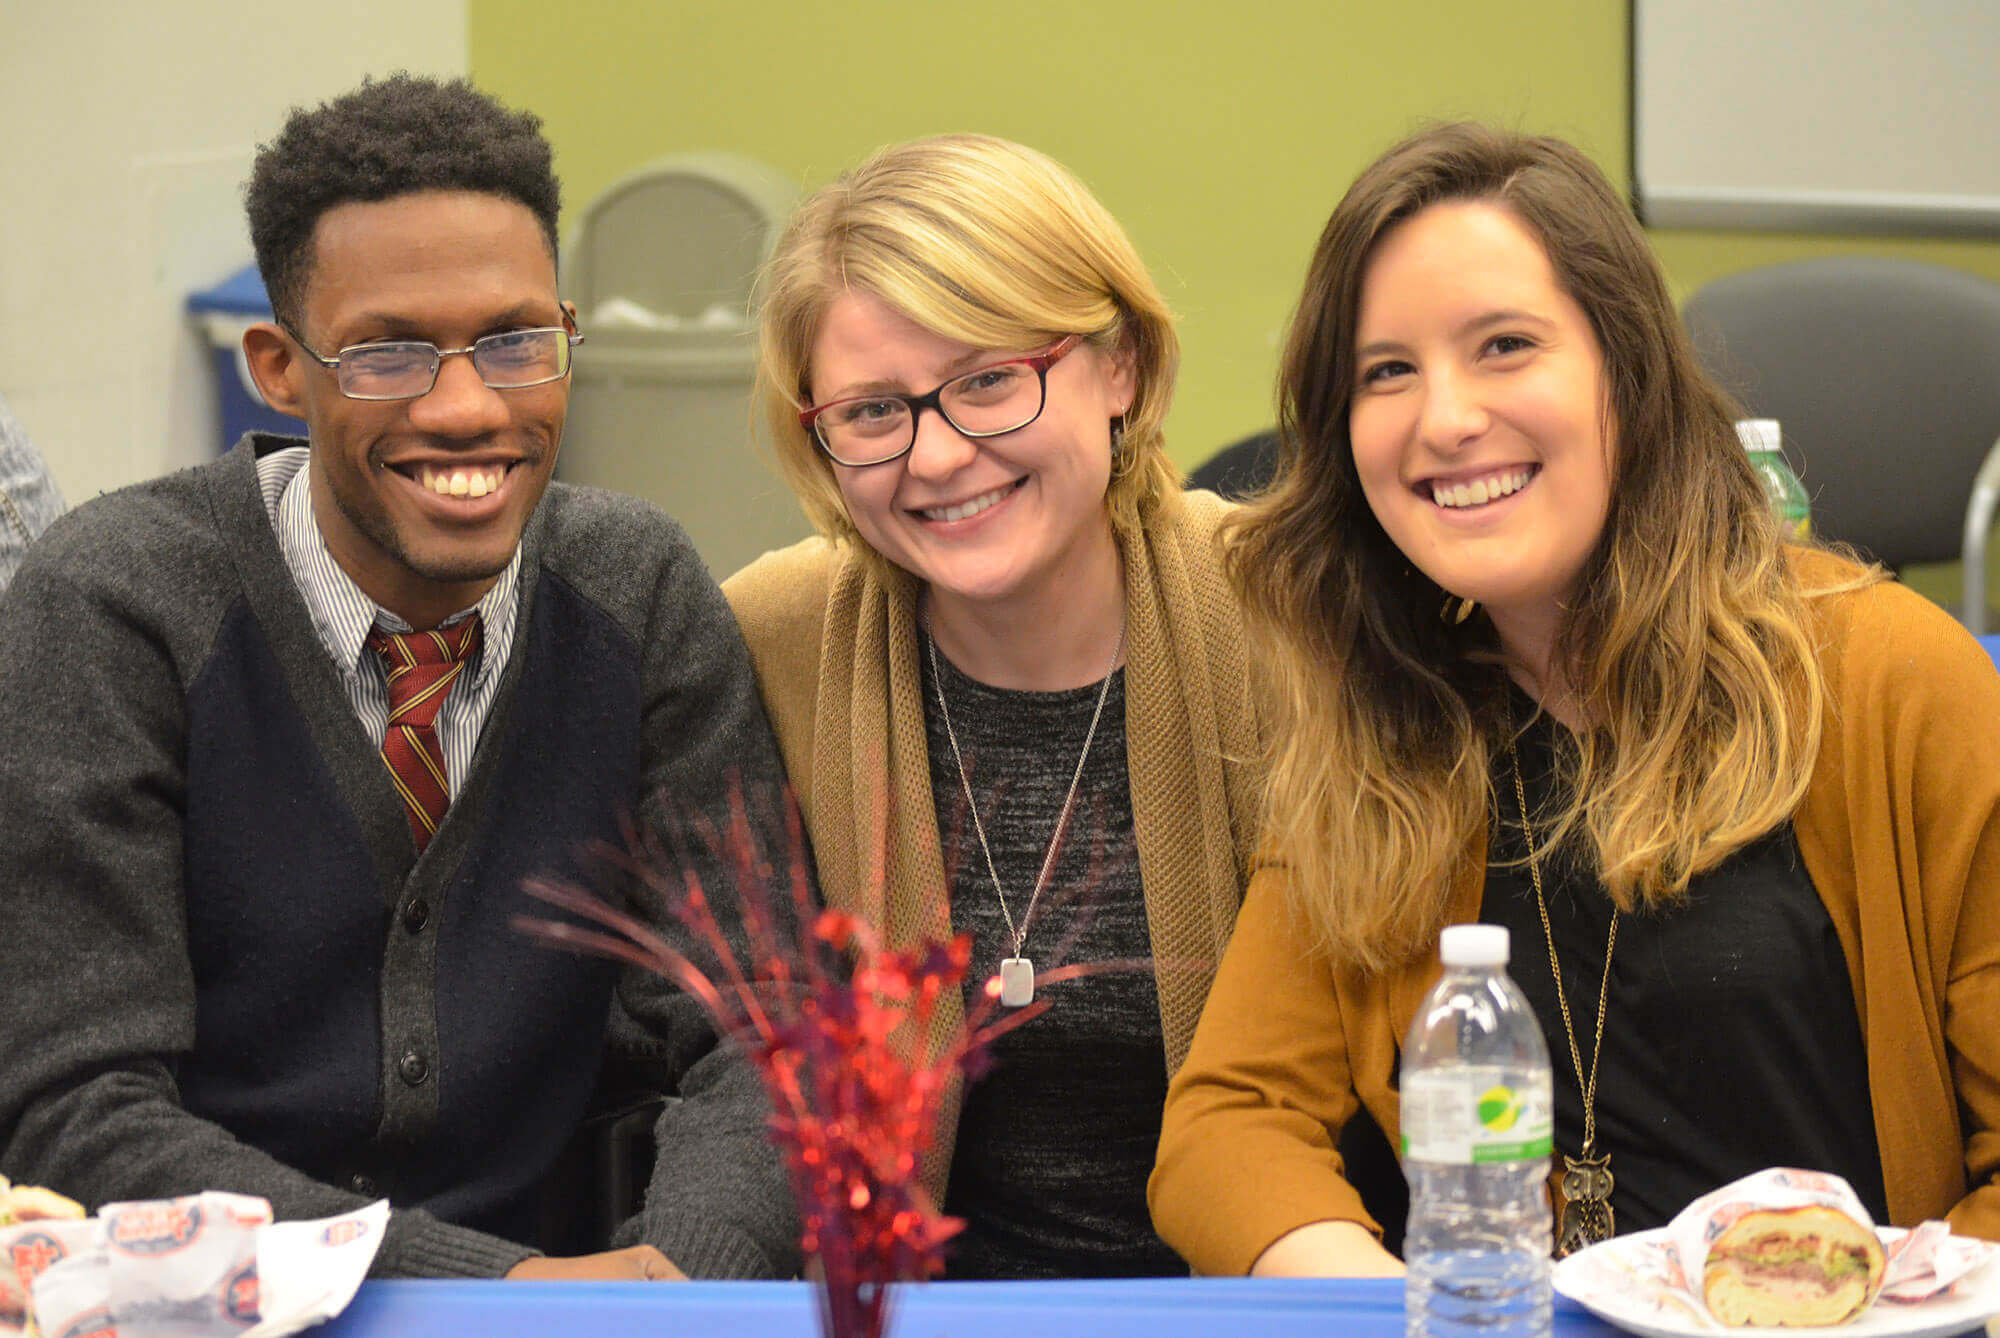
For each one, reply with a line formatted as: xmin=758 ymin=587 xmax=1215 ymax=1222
xmin=1736 ymin=418 xmax=1781 ymax=453
xmin=1439 ymin=923 xmax=1509 ymax=967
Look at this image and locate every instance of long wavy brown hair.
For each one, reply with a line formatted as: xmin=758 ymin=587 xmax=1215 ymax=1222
xmin=1229 ymin=123 xmax=1856 ymax=971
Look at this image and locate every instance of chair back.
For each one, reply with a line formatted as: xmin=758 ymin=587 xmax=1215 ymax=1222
xmin=1682 ymin=258 xmax=2000 ymax=568
xmin=1187 ymin=429 xmax=1281 ymax=500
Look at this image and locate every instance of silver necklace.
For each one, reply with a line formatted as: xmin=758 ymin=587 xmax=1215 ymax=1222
xmin=924 ymin=614 xmax=1126 ymax=1007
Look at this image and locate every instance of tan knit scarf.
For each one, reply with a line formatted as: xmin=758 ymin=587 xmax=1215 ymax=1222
xmin=737 ymin=490 xmax=1263 ymax=1204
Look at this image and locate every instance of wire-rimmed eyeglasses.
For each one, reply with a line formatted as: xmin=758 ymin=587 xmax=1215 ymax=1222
xmin=799 ymin=335 xmax=1082 ymax=467
xmin=281 ymin=319 xmax=584 ymax=401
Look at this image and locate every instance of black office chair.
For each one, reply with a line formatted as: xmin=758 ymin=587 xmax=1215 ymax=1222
xmin=1187 ymin=429 xmax=1282 ymax=500
xmin=532 ymin=1096 xmax=668 ymax=1255
xmin=1682 ymin=257 xmax=2000 ymax=629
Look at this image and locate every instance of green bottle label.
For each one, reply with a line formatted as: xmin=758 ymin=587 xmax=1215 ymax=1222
xmin=1400 ymin=1071 xmax=1554 ymax=1164
xmin=1750 ymin=451 xmax=1811 ymax=540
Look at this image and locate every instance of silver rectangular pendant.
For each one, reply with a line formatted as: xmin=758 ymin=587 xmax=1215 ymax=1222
xmin=998 ymin=957 xmax=1035 ymax=1007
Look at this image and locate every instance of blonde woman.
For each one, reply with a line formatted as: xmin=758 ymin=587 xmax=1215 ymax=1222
xmin=724 ymin=135 xmax=1264 ymax=1278
xmin=1149 ymin=123 xmax=2000 ymax=1276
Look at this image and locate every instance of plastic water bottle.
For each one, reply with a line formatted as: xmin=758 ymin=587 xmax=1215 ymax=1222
xmin=1738 ymin=418 xmax=1811 ymax=540
xmin=1402 ymin=924 xmax=1553 ymax=1338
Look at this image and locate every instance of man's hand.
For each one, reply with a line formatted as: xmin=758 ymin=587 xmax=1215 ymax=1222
xmin=505 ymin=1245 xmax=685 ymax=1280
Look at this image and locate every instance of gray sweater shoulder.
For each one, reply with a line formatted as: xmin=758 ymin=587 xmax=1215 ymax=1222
xmin=1 ymin=460 xmax=247 ymax=679
xmin=530 ymin=483 xmax=725 ymax=647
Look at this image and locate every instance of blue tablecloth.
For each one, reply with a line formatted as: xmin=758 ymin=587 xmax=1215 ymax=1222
xmin=320 ymin=1276 xmax=1627 ymax=1337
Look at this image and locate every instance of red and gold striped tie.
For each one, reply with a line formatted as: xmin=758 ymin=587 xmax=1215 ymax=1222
xmin=365 ymin=617 xmax=483 ymax=852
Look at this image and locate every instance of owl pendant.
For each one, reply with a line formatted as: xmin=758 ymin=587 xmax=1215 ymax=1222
xmin=1555 ymin=1150 xmax=1614 ymax=1258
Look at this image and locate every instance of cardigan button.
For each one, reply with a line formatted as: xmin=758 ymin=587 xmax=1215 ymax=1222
xmin=349 ymin=1173 xmax=378 ymax=1197
xmin=399 ymin=1051 xmax=430 ymax=1086
xmin=402 ymin=900 xmax=430 ymax=933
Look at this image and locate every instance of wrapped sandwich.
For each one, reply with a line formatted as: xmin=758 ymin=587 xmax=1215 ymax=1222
xmin=1701 ymin=1201 xmax=1888 ymax=1326
xmin=0 ymin=1178 xmax=89 ymax=1336
xmin=0 ymin=1178 xmax=86 ymax=1226
xmin=1666 ymin=1169 xmax=1888 ymax=1327
xmin=1555 ymin=1171 xmax=1992 ymax=1332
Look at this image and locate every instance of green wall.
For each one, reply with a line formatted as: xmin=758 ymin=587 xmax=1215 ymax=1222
xmin=468 ymin=0 xmax=2000 ymax=482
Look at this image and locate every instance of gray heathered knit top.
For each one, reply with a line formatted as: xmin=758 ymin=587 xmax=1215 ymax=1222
xmin=920 ymin=642 xmax=1183 ymax=1279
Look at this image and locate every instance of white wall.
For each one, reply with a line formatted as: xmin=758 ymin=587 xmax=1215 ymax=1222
xmin=0 ymin=2 xmax=469 ymax=505
xmin=1634 ymin=0 xmax=2000 ymax=234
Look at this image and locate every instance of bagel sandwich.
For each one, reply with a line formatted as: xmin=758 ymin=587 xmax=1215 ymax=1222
xmin=1701 ymin=1203 xmax=1886 ymax=1327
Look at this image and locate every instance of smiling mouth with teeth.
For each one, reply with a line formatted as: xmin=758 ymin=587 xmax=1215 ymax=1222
xmin=1429 ymin=465 xmax=1535 ymax=509
xmin=404 ymin=462 xmax=513 ymax=499
xmin=916 ymin=479 xmax=1023 ymax=523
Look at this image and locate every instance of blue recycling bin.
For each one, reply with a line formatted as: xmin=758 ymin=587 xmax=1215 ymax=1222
xmin=186 ymin=265 xmax=302 ymax=450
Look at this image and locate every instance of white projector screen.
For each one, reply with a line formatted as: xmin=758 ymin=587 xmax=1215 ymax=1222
xmin=1632 ymin=0 xmax=2000 ymax=235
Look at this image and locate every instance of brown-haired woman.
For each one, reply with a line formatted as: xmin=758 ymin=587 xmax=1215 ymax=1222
xmin=1148 ymin=122 xmax=2000 ymax=1276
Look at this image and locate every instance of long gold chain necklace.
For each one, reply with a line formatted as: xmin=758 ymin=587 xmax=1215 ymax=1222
xmin=1506 ymin=709 xmax=1619 ymax=1258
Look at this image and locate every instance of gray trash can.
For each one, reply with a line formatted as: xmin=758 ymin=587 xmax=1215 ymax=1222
xmin=559 ymin=153 xmax=806 ymax=578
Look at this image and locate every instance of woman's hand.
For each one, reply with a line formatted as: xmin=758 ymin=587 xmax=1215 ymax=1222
xmin=1250 ymin=1220 xmax=1405 ymax=1277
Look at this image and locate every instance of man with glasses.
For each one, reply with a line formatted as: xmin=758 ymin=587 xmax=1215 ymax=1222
xmin=0 ymin=76 xmax=797 ymax=1282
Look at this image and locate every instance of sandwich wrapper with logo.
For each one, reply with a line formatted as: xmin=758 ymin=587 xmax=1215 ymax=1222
xmin=4 ymin=1191 xmax=386 ymax=1338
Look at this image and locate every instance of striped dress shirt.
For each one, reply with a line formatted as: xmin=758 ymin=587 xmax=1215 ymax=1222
xmin=257 ymin=447 xmax=520 ymax=797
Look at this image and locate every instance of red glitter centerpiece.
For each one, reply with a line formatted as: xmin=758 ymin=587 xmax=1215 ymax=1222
xmin=515 ymin=792 xmax=1088 ymax=1338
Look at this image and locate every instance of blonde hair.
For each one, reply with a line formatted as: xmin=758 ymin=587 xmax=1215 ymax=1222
xmin=754 ymin=134 xmax=1181 ymax=551
xmin=1229 ymin=123 xmax=1867 ymax=972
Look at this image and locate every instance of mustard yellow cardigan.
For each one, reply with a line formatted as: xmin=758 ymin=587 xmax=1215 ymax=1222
xmin=724 ymin=490 xmax=1265 ymax=1205
xmin=1151 ymin=556 xmax=2000 ymax=1274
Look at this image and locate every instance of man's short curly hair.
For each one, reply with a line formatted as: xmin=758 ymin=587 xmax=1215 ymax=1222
xmin=247 ymin=73 xmax=561 ymax=328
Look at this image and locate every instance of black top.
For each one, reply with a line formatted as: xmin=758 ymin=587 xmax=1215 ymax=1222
xmin=1481 ymin=691 xmax=1888 ymax=1231
xmin=920 ymin=641 xmax=1183 ymax=1279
